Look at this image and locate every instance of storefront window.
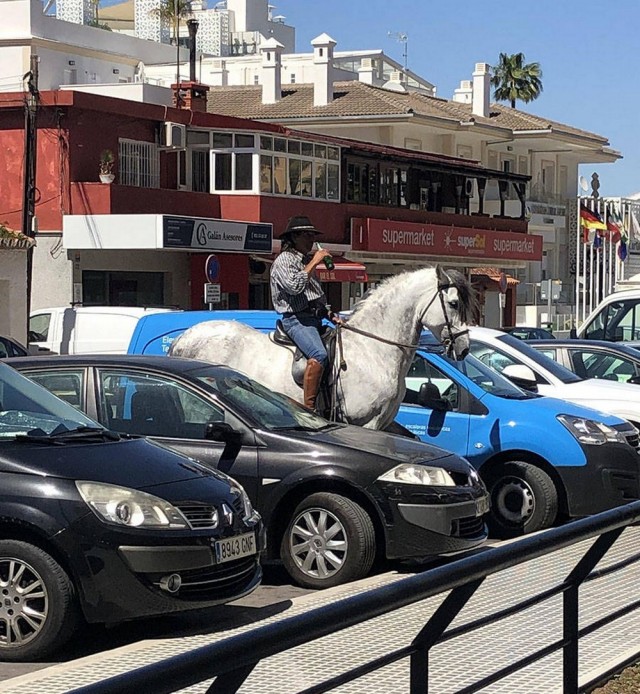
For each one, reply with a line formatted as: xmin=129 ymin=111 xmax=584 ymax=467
xmin=82 ymin=271 xmax=164 ymax=307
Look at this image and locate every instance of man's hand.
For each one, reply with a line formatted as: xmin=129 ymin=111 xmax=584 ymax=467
xmin=328 ymin=311 xmax=344 ymax=325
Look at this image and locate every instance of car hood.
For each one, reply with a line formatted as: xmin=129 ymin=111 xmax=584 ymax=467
xmin=277 ymin=423 xmax=454 ymax=464
xmin=540 ymin=378 xmax=640 ymax=403
xmin=0 ymin=437 xmax=226 ymax=489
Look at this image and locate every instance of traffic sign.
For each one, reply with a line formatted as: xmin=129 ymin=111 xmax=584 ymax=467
xmin=205 ymin=254 xmax=220 ymax=283
xmin=204 ymin=283 xmax=221 ymax=304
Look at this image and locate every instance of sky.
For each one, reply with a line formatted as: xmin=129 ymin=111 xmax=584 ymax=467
xmin=272 ymin=0 xmax=640 ymax=198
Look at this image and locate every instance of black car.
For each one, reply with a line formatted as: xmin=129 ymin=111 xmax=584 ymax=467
xmin=8 ymin=355 xmax=490 ymax=590
xmin=503 ymin=326 xmax=555 ymax=340
xmin=0 ymin=362 xmax=264 ymax=661
xmin=0 ymin=335 xmax=28 ymax=358
xmin=527 ymin=339 xmax=640 ymax=384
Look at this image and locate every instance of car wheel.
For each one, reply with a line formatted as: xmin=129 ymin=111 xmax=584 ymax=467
xmin=281 ymin=492 xmax=376 ymax=589
xmin=483 ymin=462 xmax=558 ymax=539
xmin=0 ymin=540 xmax=79 ymax=662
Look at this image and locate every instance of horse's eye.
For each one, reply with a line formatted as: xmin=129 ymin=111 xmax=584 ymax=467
xmin=449 ymin=300 xmax=460 ymax=311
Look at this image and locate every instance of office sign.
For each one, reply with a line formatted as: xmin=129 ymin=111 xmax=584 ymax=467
xmin=163 ymin=216 xmax=272 ymax=253
xmin=351 ymin=218 xmax=542 ymax=262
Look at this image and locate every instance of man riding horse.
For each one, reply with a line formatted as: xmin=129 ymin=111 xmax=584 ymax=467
xmin=269 ymin=216 xmax=341 ymax=411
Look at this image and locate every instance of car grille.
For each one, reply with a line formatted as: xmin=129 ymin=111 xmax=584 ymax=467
xmin=176 ymin=496 xmax=245 ymax=530
xmin=452 ymin=515 xmax=485 ymax=538
xmin=612 ymin=424 xmax=640 ymax=453
xmin=172 ymin=556 xmax=258 ymax=600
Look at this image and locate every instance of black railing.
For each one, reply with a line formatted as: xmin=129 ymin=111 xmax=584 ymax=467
xmin=72 ymin=501 xmax=640 ymax=694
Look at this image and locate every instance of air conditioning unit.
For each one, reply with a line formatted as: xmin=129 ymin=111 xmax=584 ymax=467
xmin=464 ymin=177 xmax=477 ymax=198
xmin=162 ymin=122 xmax=186 ymax=149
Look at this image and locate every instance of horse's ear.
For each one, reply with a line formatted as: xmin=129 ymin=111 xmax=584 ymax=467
xmin=435 ymin=264 xmax=446 ymax=283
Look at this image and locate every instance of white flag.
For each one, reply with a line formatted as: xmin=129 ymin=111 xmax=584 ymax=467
xmin=631 ymin=211 xmax=640 ymax=242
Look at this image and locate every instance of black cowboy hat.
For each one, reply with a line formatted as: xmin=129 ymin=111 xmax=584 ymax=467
xmin=278 ymin=215 xmax=323 ymax=239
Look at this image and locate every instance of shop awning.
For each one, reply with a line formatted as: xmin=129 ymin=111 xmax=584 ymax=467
xmin=315 ymin=256 xmax=368 ymax=283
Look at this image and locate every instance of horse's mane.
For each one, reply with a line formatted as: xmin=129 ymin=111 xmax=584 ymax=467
xmin=350 ymin=266 xmax=477 ymax=324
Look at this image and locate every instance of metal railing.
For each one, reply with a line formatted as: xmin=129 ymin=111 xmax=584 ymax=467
xmin=72 ymin=501 xmax=640 ymax=694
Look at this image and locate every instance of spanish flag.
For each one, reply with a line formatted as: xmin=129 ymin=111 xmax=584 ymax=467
xmin=580 ymin=204 xmax=607 ymax=230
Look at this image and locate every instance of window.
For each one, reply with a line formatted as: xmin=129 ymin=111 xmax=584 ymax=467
xmin=27 ymin=370 xmax=85 ymax=410
xmin=259 ymin=138 xmax=339 ymax=200
xmin=98 ymin=371 xmax=225 ymax=439
xmin=191 ymin=150 xmax=210 ymax=192
xmin=569 ymin=350 xmax=639 ymax=382
xmin=28 ymin=314 xmax=51 ymax=342
xmin=214 ymin=152 xmax=233 ymax=190
xmin=210 ymin=131 xmax=257 ymax=193
xmin=403 ymin=356 xmax=459 ymax=411
xmin=82 ymin=270 xmax=164 ymax=306
xmin=118 ymin=140 xmax=159 ymax=188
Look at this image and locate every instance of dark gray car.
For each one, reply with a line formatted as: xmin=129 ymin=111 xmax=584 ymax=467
xmin=8 ymin=355 xmax=490 ymax=590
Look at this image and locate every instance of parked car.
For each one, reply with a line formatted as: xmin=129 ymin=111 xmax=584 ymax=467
xmin=0 ymin=335 xmax=28 ymax=358
xmin=396 ymin=336 xmax=640 ymax=538
xmin=28 ymin=306 xmax=174 ymax=355
xmin=527 ymin=339 xmax=640 ymax=384
xmin=467 ymin=326 xmax=640 ymax=428
xmin=0 ymin=362 xmax=264 ymax=661
xmin=8 ymin=354 xmax=490 ymax=590
xmin=502 ymin=326 xmax=555 ymax=340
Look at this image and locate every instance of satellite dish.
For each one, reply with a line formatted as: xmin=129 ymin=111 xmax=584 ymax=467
xmin=579 ymin=176 xmax=589 ymax=192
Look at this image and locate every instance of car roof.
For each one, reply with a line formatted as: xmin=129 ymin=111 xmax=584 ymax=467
xmin=4 ymin=354 xmax=225 ymax=373
xmin=528 ymin=339 xmax=640 ymax=356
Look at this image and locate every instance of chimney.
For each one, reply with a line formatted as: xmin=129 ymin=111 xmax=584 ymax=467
xmin=358 ymin=57 xmax=375 ymax=85
xmin=187 ymin=19 xmax=199 ymax=83
xmin=472 ymin=63 xmax=491 ymax=118
xmin=452 ymin=79 xmax=472 ymax=104
xmin=172 ymin=82 xmax=210 ymax=112
xmin=311 ymin=33 xmax=336 ymax=107
xmin=260 ymin=38 xmax=284 ymax=104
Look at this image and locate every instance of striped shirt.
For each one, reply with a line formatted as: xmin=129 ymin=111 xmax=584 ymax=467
xmin=270 ymin=248 xmax=326 ymax=314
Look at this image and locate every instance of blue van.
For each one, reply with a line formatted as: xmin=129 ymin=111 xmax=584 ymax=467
xmin=396 ymin=335 xmax=640 ymax=537
xmin=129 ymin=310 xmax=640 ymax=538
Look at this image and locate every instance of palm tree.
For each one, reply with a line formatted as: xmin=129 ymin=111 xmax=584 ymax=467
xmin=491 ymin=52 xmax=543 ymax=108
xmin=151 ymin=0 xmax=193 ymax=45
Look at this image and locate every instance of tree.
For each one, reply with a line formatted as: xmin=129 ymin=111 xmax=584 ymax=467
xmin=151 ymin=0 xmax=193 ymax=45
xmin=491 ymin=52 xmax=543 ymax=109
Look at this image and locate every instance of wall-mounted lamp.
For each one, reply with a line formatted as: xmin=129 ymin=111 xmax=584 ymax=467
xmin=112 ymin=68 xmax=120 ymax=74
xmin=68 ymin=60 xmax=76 ymax=66
xmin=506 ymin=145 xmax=513 ymax=151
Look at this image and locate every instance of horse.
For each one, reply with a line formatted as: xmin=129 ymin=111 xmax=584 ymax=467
xmin=168 ymin=266 xmax=476 ymax=430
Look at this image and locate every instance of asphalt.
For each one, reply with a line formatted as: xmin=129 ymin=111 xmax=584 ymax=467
xmin=1 ymin=528 xmax=639 ymax=693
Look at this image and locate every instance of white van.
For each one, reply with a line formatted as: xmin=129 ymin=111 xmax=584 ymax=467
xmin=576 ymin=288 xmax=640 ymax=342
xmin=28 ymin=306 xmax=174 ymax=355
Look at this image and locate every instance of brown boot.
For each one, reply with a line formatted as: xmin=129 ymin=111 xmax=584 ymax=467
xmin=303 ymin=358 xmax=324 ymax=411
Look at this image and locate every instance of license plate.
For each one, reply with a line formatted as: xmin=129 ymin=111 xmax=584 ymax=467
xmin=214 ymin=532 xmax=256 ymax=564
xmin=475 ymin=496 xmax=490 ymax=517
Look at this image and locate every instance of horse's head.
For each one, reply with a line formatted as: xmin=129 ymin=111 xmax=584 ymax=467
xmin=421 ymin=267 xmax=476 ymax=360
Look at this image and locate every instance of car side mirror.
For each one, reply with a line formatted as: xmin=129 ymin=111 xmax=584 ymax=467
xmin=628 ymin=376 xmax=640 ymax=385
xmin=569 ymin=327 xmax=577 ymax=339
xmin=502 ymin=365 xmax=538 ymax=392
xmin=205 ymin=421 xmax=242 ymax=444
xmin=417 ymin=383 xmax=450 ymax=411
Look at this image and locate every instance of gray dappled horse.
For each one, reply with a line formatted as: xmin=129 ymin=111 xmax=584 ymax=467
xmin=169 ymin=266 xmax=476 ymax=429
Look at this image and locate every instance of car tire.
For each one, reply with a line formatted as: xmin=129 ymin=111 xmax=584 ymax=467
xmin=0 ymin=540 xmax=79 ymax=662
xmin=281 ymin=492 xmax=376 ymax=589
xmin=483 ymin=462 xmax=558 ymax=539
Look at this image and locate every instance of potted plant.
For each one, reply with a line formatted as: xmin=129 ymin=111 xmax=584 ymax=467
xmin=99 ymin=149 xmax=115 ymax=183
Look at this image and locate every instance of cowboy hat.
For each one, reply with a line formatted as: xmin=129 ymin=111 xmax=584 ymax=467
xmin=278 ymin=215 xmax=323 ymax=239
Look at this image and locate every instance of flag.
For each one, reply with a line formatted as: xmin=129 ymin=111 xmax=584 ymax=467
xmin=630 ymin=211 xmax=640 ymax=242
xmin=618 ymin=239 xmax=628 ymax=261
xmin=606 ymin=206 xmax=623 ymax=243
xmin=580 ymin=204 xmax=607 ymax=231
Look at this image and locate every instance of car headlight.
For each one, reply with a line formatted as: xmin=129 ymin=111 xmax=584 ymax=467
xmin=557 ymin=415 xmax=628 ymax=446
xmin=231 ymin=483 xmax=258 ymax=522
xmin=378 ymin=464 xmax=456 ymax=486
xmin=76 ymin=481 xmax=189 ymax=529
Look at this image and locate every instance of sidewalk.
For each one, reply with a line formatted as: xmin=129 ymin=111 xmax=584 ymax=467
xmin=3 ymin=527 xmax=640 ymax=694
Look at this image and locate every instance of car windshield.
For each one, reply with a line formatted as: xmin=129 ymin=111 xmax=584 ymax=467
xmin=0 ymin=363 xmax=98 ymax=439
xmin=442 ymin=352 xmax=535 ymax=398
xmin=493 ymin=333 xmax=583 ymax=383
xmin=194 ymin=367 xmax=332 ymax=431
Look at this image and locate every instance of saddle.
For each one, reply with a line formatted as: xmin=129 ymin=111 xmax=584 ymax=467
xmin=270 ymin=320 xmax=339 ymax=416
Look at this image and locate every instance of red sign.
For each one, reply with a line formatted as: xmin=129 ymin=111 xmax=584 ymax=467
xmin=351 ymin=218 xmax=542 ymax=262
xmin=315 ymin=256 xmax=368 ymax=283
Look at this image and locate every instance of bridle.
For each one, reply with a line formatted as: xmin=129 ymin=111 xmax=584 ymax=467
xmin=337 ymin=274 xmax=468 ymax=357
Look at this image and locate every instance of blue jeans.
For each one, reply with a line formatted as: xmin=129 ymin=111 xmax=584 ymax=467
xmin=281 ymin=312 xmax=328 ymax=366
